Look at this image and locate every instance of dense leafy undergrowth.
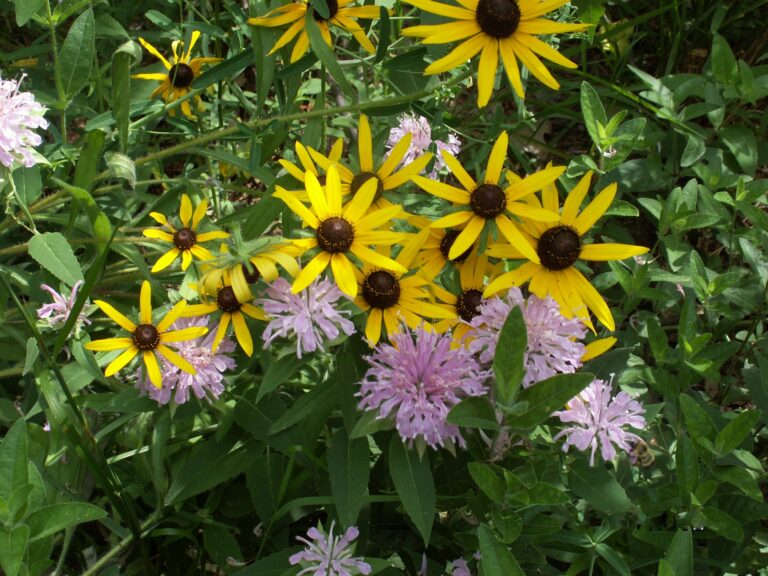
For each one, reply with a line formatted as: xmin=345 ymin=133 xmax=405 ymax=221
xmin=0 ymin=0 xmax=767 ymax=574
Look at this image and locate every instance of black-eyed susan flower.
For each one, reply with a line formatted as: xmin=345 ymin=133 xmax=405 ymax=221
xmin=413 ymin=131 xmax=561 ymax=263
xmin=84 ymin=281 xmax=207 ymax=388
xmin=184 ymin=270 xmax=266 ymax=357
xmin=143 ymin=194 xmax=229 ymax=273
xmin=248 ymin=0 xmax=383 ymax=63
xmin=402 ymin=0 xmax=589 ymax=107
xmin=404 ymin=217 xmax=476 ymax=280
xmin=484 ymin=170 xmax=650 ymax=331
xmin=133 ymin=31 xmax=222 ymax=118
xmin=308 ymin=114 xmax=433 ymax=210
xmin=274 ymin=164 xmax=408 ymax=298
xmin=353 ymin=247 xmax=455 ymax=345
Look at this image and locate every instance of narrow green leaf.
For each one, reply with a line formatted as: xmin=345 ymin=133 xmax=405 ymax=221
xmin=388 ymin=437 xmax=435 ymax=546
xmin=492 ymin=307 xmax=526 ymax=406
xmin=664 ymin=530 xmax=692 ymax=576
xmin=306 ymin=14 xmax=353 ymax=96
xmin=22 ymin=338 xmax=38 ymax=376
xmin=14 ymin=0 xmax=45 ymax=26
xmin=596 ymin=543 xmax=631 ymax=576
xmin=28 ymin=232 xmax=84 ymax=285
xmin=328 ymin=428 xmax=369 ymax=528
xmin=468 ymin=463 xmax=505 ymax=503
xmin=675 ymin=432 xmax=698 ymax=504
xmin=506 ymin=373 xmax=594 ymax=429
xmin=720 ymin=125 xmax=757 ymax=176
xmin=25 ymin=503 xmax=106 ymax=542
xmin=349 ymin=409 xmax=393 ymax=438
xmin=243 ymin=196 xmax=284 ymax=240
xmin=580 ymin=81 xmax=607 ymax=147
xmin=111 ymin=49 xmax=132 ymax=153
xmin=568 ymin=459 xmax=631 ymax=514
xmin=268 ymin=379 xmax=338 ymax=435
xmin=711 ymin=33 xmax=737 ymax=85
xmin=0 ymin=418 xmax=29 ymax=504
xmin=477 ymin=524 xmax=524 ymax=576
xmin=12 ymin=166 xmax=42 ymax=207
xmin=715 ymin=409 xmax=762 ymax=455
xmin=192 ymin=50 xmax=253 ymax=89
xmin=257 ymin=354 xmax=306 ymax=403
xmin=58 ymin=8 xmax=96 ymax=98
xmin=699 ymin=507 xmax=743 ymax=542
xmin=374 ymin=7 xmax=390 ymax=63
xmin=446 ymin=396 xmax=499 ymax=429
xmin=713 ymin=466 xmax=762 ymax=501
xmin=0 ymin=524 xmax=29 ymax=576
xmin=246 ymin=452 xmax=285 ymax=522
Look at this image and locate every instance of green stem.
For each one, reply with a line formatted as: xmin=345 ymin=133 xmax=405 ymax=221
xmin=0 ymin=236 xmax=149 ymax=257
xmin=81 ymin=510 xmax=163 ymax=576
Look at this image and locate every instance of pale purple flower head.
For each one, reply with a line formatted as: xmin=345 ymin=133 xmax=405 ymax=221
xmin=449 ymin=559 xmax=472 ymax=576
xmin=386 ymin=114 xmax=461 ymax=179
xmin=357 ymin=326 xmax=489 ymax=450
xmin=37 ymin=281 xmax=91 ymax=336
xmin=0 ymin=74 xmax=48 ymax=168
xmin=467 ymin=288 xmax=587 ymax=388
xmin=289 ymin=521 xmax=371 ymax=576
xmin=258 ymin=276 xmax=355 ymax=358
xmin=136 ymin=317 xmax=236 ymax=405
xmin=552 ymin=378 xmax=646 ymax=466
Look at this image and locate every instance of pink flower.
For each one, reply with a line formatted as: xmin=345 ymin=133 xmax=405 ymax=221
xmin=386 ymin=114 xmax=461 ymax=178
xmin=37 ymin=281 xmax=90 ymax=336
xmin=0 ymin=74 xmax=48 ymax=168
xmin=553 ymin=379 xmax=646 ymax=466
xmin=289 ymin=521 xmax=371 ymax=576
xmin=136 ymin=317 xmax=236 ymax=404
xmin=259 ymin=276 xmax=355 ymax=358
xmin=467 ymin=288 xmax=586 ymax=388
xmin=357 ymin=326 xmax=489 ymax=450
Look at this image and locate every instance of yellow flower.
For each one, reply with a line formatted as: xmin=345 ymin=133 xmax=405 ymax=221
xmin=274 ymin=164 xmax=408 ymax=298
xmin=484 ymin=170 xmax=649 ymax=331
xmin=248 ymin=0 xmax=383 ymax=63
xmin=403 ymin=216 xmax=476 ymax=279
xmin=308 ymin=114 xmax=433 ymax=211
xmin=143 ymin=194 xmax=229 ymax=273
xmin=353 ymin=247 xmax=456 ymax=345
xmin=402 ymin=0 xmax=588 ymax=107
xmin=84 ymin=281 xmax=207 ymax=388
xmin=184 ymin=270 xmax=266 ymax=357
xmin=413 ymin=131 xmax=561 ymax=263
xmin=133 ymin=31 xmax=222 ymax=118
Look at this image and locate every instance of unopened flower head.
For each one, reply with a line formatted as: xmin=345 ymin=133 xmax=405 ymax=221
xmin=0 ymin=73 xmax=48 ymax=168
xmin=136 ymin=316 xmax=236 ymax=405
xmin=553 ymin=378 xmax=646 ymax=466
xmin=386 ymin=114 xmax=460 ymax=178
xmin=289 ymin=521 xmax=371 ymax=576
xmin=468 ymin=287 xmax=587 ymax=387
xmin=37 ymin=281 xmax=91 ymax=336
xmin=357 ymin=325 xmax=489 ymax=450
xmin=258 ymin=276 xmax=356 ymax=358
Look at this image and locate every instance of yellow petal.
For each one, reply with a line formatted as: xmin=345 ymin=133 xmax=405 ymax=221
xmin=143 ymin=229 xmax=174 ymax=242
xmin=449 ymin=216 xmax=485 ymax=260
xmin=477 ymin=39 xmax=499 ymax=108
xmin=518 ymin=32 xmax=580 ymax=69
xmin=331 ymin=254 xmax=358 ymax=298
xmin=356 ymin=204 xmax=405 ymax=234
xmin=232 ymin=312 xmax=253 ymax=357
xmin=574 ymin=183 xmax=617 ymax=235
xmin=495 ymin=214 xmax=540 ymax=263
xmin=350 ymin=244 xmax=407 ymax=274
xmin=510 ymin=36 xmax=560 ymax=90
xmin=425 ymin=34 xmax=487 ymax=75
xmin=404 ymin=20 xmax=481 ymax=44
xmin=143 ymin=351 xmax=163 ymax=389
xmin=161 ymin=326 xmax=208 ymax=342
xmin=241 ymin=303 xmax=267 ymax=320
xmin=441 ymin=149 xmax=476 ymax=191
xmin=567 ymin=268 xmax=615 ymax=331
xmin=358 ymin=114 xmax=374 ymax=172
xmin=412 ymin=176 xmax=470 ymax=204
xmin=138 ymin=37 xmax=171 ymax=69
xmin=151 ymin=248 xmax=180 ymax=273
xmin=582 ymin=337 xmax=617 ymax=362
xmin=517 ymin=18 xmax=590 ymax=36
xmin=561 ymin=171 xmax=593 ymax=226
xmin=403 ymin=0 xmax=475 ymax=20
xmin=93 ymin=300 xmax=137 ymax=332
xmin=211 ymin=314 xmax=230 ymax=353
xmin=378 ymin=132 xmax=413 ymax=179
xmin=485 ymin=131 xmax=508 ymax=185
xmin=365 ymin=308 xmax=383 ymax=346
xmin=196 ymin=230 xmax=230 ymax=243
xmin=192 ymin=198 xmax=208 ymax=229
xmin=483 ymin=262 xmax=539 ymax=297
xmin=274 ymin=187 xmax=319 ymax=228
xmin=290 ymin=29 xmax=310 ymax=62
xmin=181 ymin=250 xmax=193 ymax=271
xmin=84 ymin=337 xmax=134 ymax=352
xmin=179 ymin=194 xmax=193 ymax=227
xmin=343 ymin=176 xmax=377 ymax=222
xmin=105 ymin=346 xmax=139 ymax=377
xmin=520 ymin=0 xmax=572 ymax=19
xmin=382 ymin=308 xmax=400 ymax=340
xmin=305 ymin=171 xmax=329 ymax=220
xmin=293 ymin=251 xmax=332 ymax=293
xmin=430 ymin=210 xmax=474 ymax=228
xmin=157 ymin=300 xmax=188 ymax=333
xmin=139 ymin=281 xmax=153 ymax=325
xmin=506 ymin=164 xmax=565 ymax=201
xmin=183 ymin=30 xmax=201 ymax=62
xmin=499 ymin=37 xmax=525 ymax=99
xmin=579 ymin=243 xmax=649 ymax=261
xmin=157 ymin=344 xmax=196 ymax=374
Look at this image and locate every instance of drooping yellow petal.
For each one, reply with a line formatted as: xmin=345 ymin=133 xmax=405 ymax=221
xmin=579 ymin=243 xmax=649 ymax=261
xmin=561 ymin=171 xmax=593 ymax=226
xmin=378 ymin=133 xmax=413 ymax=179
xmin=138 ymin=37 xmax=171 ymax=69
xmin=290 ymin=29 xmax=311 ymax=62
xmin=499 ymin=37 xmax=525 ymax=99
xmin=331 ymin=254 xmax=358 ymax=298
xmin=425 ymin=34 xmax=487 ymax=75
xmin=582 ymin=337 xmax=617 ymax=362
xmin=441 ymin=149 xmax=476 ymax=191
xmin=211 ymin=314 xmax=231 ymax=354
xmin=413 ymin=176 xmax=470 ymax=204
xmin=510 ymin=36 xmax=560 ymax=90
xmin=518 ymin=32 xmax=580 ymax=69
xmin=161 ymin=326 xmax=209 ymax=343
xmin=485 ymin=131 xmax=508 ymax=185
xmin=449 ymin=215 xmax=485 ymax=260
xmin=181 ymin=250 xmax=193 ymax=271
xmin=495 ymin=214 xmax=540 ymax=263
xmin=105 ymin=346 xmax=139 ymax=377
xmin=484 ymin=262 xmax=539 ymax=297
xmin=93 ymin=300 xmax=137 ymax=332
xmin=157 ymin=344 xmax=196 ymax=374
xmin=269 ymin=17 xmax=306 ymax=53
xmin=365 ymin=308 xmax=383 ymax=345
xmin=274 ymin=187 xmax=319 ymax=228
xmin=232 ymin=311 xmax=254 ymax=356
xmin=574 ymin=183 xmax=617 ymax=235
xmin=293 ymin=251 xmax=332 ymax=293
xmin=84 ymin=338 xmax=134 ymax=352
xmin=151 ymin=248 xmax=180 ymax=273
xmin=350 ymin=245 xmax=407 ymax=274
xmin=142 ymin=351 xmax=162 ymax=388
xmin=382 ymin=308 xmax=400 ymax=340
xmin=477 ymin=39 xmax=499 ymax=108
xmin=567 ymin=267 xmax=615 ymax=331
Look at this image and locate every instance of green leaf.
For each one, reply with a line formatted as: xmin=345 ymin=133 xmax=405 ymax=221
xmin=28 ymin=232 xmax=84 ymax=285
xmin=568 ymin=459 xmax=631 ymax=514
xmin=243 ymin=196 xmax=284 ymax=240
xmin=204 ymin=524 xmax=244 ymax=572
xmin=111 ymin=47 xmax=132 ymax=154
xmin=506 ymin=373 xmax=594 ymax=429
xmin=12 ymin=166 xmax=42 ymax=207
xmin=477 ymin=524 xmax=524 ymax=576
xmin=25 ymin=502 xmax=107 ymax=542
xmin=715 ymin=409 xmax=762 ymax=455
xmin=328 ymin=428 xmax=369 ymax=529
xmin=713 ymin=466 xmax=762 ymax=501
xmin=580 ymin=81 xmax=607 ymax=148
xmin=0 ymin=524 xmax=29 ymax=576
xmin=192 ymin=49 xmax=253 ymax=90
xmin=680 ymin=135 xmax=706 ymax=167
xmin=572 ymin=0 xmax=604 ymax=41
xmin=720 ymin=125 xmax=757 ymax=176
xmin=0 ymin=420 xmax=29 ymax=505
xmin=675 ymin=432 xmax=698 ymax=504
xmin=246 ymin=452 xmax=285 ymax=522
xmin=468 ymin=463 xmax=505 ymax=503
xmin=711 ymin=33 xmax=737 ymax=85
xmin=699 ymin=507 xmax=743 ymax=542
xmin=446 ymin=396 xmax=499 ymax=429
xmin=374 ymin=7 xmax=390 ymax=63
xmin=22 ymin=337 xmax=38 ymax=376
xmin=349 ymin=409 xmax=392 ymax=438
xmin=58 ymin=8 xmax=96 ymax=99
xmin=105 ymin=152 xmax=136 ymax=188
xmin=305 ymin=14 xmax=353 ymax=96
xmin=14 ymin=0 xmax=45 ymax=26
xmin=664 ymin=530 xmax=692 ymax=576
xmin=388 ymin=437 xmax=435 ymax=546
xmin=658 ymin=559 xmax=675 ymax=576
xmin=268 ymin=378 xmax=338 ymax=435
xmin=257 ymin=354 xmax=306 ymax=403
xmin=596 ymin=544 xmax=630 ymax=576
xmin=493 ymin=307 xmax=527 ymax=406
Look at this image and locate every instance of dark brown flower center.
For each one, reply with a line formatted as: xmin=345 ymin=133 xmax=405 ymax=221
xmin=439 ymin=230 xmax=472 ymax=263
xmin=456 ymin=289 xmax=483 ymax=322
xmin=537 ymin=225 xmax=582 ymax=271
xmin=470 ymin=184 xmax=507 ymax=219
xmin=350 ymin=171 xmax=384 ymax=202
xmin=217 ymin=286 xmax=242 ymax=313
xmin=168 ymin=63 xmax=195 ymax=88
xmin=362 ymin=270 xmax=401 ymax=309
xmin=316 ymin=216 xmax=354 ymax=253
xmin=173 ymin=227 xmax=197 ymax=251
xmin=312 ymin=0 xmax=339 ymax=21
xmin=241 ymin=263 xmax=261 ymax=284
xmin=476 ymin=0 xmax=521 ymax=38
xmin=133 ymin=324 xmax=160 ymax=351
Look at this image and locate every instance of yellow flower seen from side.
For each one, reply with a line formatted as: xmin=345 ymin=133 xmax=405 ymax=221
xmin=133 ymin=31 xmax=222 ymax=118
xmin=484 ymin=170 xmax=650 ymax=331
xmin=308 ymin=114 xmax=433 ymax=212
xmin=248 ymin=0 xmax=383 ymax=63
xmin=402 ymin=0 xmax=588 ymax=107
xmin=143 ymin=194 xmax=229 ymax=273
xmin=84 ymin=281 xmax=207 ymax=388
xmin=184 ymin=270 xmax=266 ymax=357
xmin=274 ymin=164 xmax=408 ymax=298
xmin=413 ymin=131 xmax=561 ymax=264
